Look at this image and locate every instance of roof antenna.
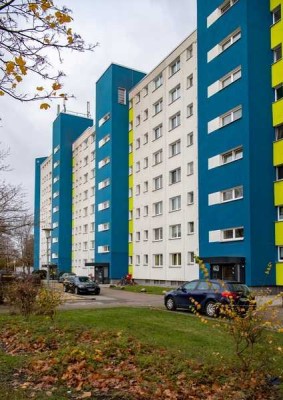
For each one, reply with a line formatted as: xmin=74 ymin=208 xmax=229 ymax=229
xmin=87 ymin=101 xmax=91 ymax=118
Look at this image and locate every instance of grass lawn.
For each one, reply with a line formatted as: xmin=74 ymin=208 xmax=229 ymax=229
xmin=110 ymin=284 xmax=173 ymax=295
xmin=0 ymin=307 xmax=283 ymax=399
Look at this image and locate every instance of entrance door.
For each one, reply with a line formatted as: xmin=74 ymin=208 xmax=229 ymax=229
xmin=95 ymin=266 xmax=104 ymax=284
xmin=211 ymin=264 xmax=242 ymax=281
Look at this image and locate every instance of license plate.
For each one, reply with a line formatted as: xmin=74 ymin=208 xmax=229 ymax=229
xmin=88 ymin=289 xmax=95 ymax=292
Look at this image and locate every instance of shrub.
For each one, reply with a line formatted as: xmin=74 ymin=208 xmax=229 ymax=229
xmin=35 ymin=287 xmax=64 ymax=320
xmin=6 ymin=276 xmax=41 ymax=317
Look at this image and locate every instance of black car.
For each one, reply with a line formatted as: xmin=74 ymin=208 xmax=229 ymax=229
xmin=63 ymin=276 xmax=100 ymax=295
xmin=164 ymin=279 xmax=255 ymax=317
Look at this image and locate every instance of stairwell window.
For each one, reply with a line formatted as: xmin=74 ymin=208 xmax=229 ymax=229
xmin=118 ymin=88 xmax=126 ymax=105
xmin=220 ymin=0 xmax=238 ymax=15
xmin=221 ymin=29 xmax=241 ymax=52
xmin=221 ymin=186 xmax=243 ymax=202
xmin=221 ymin=67 xmax=241 ymax=89
xmin=221 ymin=147 xmax=243 ymax=164
xmin=222 ymin=227 xmax=244 ymax=241
xmin=221 ymin=106 xmax=242 ymax=127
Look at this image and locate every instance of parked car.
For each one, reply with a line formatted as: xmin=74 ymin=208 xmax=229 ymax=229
xmin=58 ymin=272 xmax=76 ymax=283
xmin=164 ymin=279 xmax=255 ymax=317
xmin=63 ymin=276 xmax=100 ymax=295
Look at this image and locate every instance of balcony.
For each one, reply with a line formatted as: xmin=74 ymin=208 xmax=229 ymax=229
xmin=272 ymin=59 xmax=283 ymax=87
xmin=275 ymin=180 xmax=283 ymax=205
xmin=273 ymin=139 xmax=283 ymax=166
xmin=275 ymin=220 xmax=283 ymax=245
xmin=272 ymin=98 xmax=283 ymax=126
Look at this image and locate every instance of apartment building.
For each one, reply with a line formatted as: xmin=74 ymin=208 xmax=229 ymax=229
xmin=129 ymin=31 xmax=199 ymax=285
xmin=271 ymin=0 xmax=283 ymax=285
xmin=197 ymin=0 xmax=279 ymax=286
xmin=72 ymin=126 xmax=96 ymax=276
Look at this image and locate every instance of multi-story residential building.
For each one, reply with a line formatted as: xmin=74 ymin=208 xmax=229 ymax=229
xmin=271 ymin=0 xmax=283 ymax=285
xmin=72 ymin=126 xmax=96 ymax=276
xmin=129 ymin=31 xmax=199 ymax=285
xmin=197 ymin=0 xmax=279 ymax=286
xmin=94 ymin=64 xmax=145 ymax=282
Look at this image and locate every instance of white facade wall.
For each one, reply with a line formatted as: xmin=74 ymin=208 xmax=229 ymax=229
xmin=129 ymin=31 xmax=199 ymax=285
xmin=72 ymin=126 xmax=96 ymax=276
xmin=39 ymin=156 xmax=52 ymax=268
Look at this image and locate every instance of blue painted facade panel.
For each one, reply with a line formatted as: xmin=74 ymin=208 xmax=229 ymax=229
xmin=33 ymin=157 xmax=47 ymax=270
xmin=95 ymin=64 xmax=145 ymax=279
xmin=51 ymin=113 xmax=93 ymax=273
xmin=197 ymin=0 xmax=275 ymax=285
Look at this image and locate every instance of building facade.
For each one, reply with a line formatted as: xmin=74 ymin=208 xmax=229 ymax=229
xmin=129 ymin=32 xmax=199 ymax=285
xmin=197 ymin=0 xmax=279 ymax=286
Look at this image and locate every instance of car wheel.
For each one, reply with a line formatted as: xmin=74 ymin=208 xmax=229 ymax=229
xmin=95 ymin=288 xmax=100 ymax=295
xmin=165 ymin=297 xmax=176 ymax=311
xmin=74 ymin=287 xmax=79 ymax=295
xmin=204 ymin=301 xmax=217 ymax=317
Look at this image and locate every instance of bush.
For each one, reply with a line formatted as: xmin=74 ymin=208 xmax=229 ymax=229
xmin=6 ymin=276 xmax=41 ymax=317
xmin=35 ymin=287 xmax=64 ymax=319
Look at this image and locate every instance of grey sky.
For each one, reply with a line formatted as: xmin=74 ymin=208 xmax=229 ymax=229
xmin=0 ymin=0 xmax=196 ymax=211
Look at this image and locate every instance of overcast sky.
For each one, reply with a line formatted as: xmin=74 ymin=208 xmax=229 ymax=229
xmin=1 ymin=0 xmax=197 ymax=211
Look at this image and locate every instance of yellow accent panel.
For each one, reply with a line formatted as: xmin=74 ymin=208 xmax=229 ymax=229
xmin=274 ymin=140 xmax=283 ymax=166
xmin=129 ymin=152 xmax=133 ymax=166
xmin=276 ymin=263 xmax=283 ymax=285
xmin=129 ymin=220 xmax=133 ymax=232
xmin=275 ymin=180 xmax=283 ymax=205
xmin=275 ymin=221 xmax=283 ymax=245
xmin=129 ymin=130 xmax=133 ymax=143
xmin=271 ymin=17 xmax=283 ymax=48
xmin=129 ymin=108 xmax=133 ymax=121
xmin=129 ymin=266 xmax=133 ymax=275
xmin=129 ymin=175 xmax=133 ymax=188
xmin=129 ymin=242 xmax=133 ymax=256
xmin=270 ymin=0 xmax=283 ymax=10
xmin=272 ymin=99 xmax=283 ymax=126
xmin=129 ymin=197 xmax=133 ymax=211
xmin=272 ymin=59 xmax=283 ymax=88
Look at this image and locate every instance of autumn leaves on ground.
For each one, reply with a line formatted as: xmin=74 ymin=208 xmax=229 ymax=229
xmin=0 ymin=308 xmax=283 ymax=400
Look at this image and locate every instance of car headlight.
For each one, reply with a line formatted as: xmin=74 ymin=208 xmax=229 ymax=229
xmin=78 ymin=285 xmax=84 ymax=288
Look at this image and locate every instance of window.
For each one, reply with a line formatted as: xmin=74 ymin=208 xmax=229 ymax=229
xmin=277 ymin=165 xmax=283 ymax=180
xmin=153 ymin=124 xmax=162 ymax=140
xmin=221 ymin=67 xmax=241 ymax=89
xmin=220 ymin=0 xmax=238 ymax=15
xmin=144 ymin=181 xmax=148 ymax=192
xmin=170 ymin=112 xmax=181 ymax=130
xmin=153 ymin=99 xmax=163 ymax=115
xmin=136 ymin=138 xmax=140 ymax=149
xmin=222 ymin=147 xmax=243 ymax=164
xmin=83 ymin=190 xmax=88 ymax=200
xmin=98 ymin=112 xmax=110 ymax=127
xmin=169 ymin=195 xmax=181 ymax=212
xmin=90 ymin=222 xmax=95 ymax=232
xmin=136 ymin=161 xmax=140 ymax=172
xmin=278 ymin=206 xmax=283 ymax=221
xmin=170 ymin=224 xmax=181 ymax=239
xmin=188 ymin=222 xmax=194 ymax=234
xmin=83 ymin=207 xmax=88 ymax=217
xmin=153 ymin=74 xmax=163 ymax=90
xmin=187 ymin=252 xmax=194 ymax=264
xmin=136 ymin=255 xmax=140 ymax=265
xmin=98 ymin=201 xmax=110 ymax=211
xmin=221 ymin=106 xmax=242 ymax=126
xmin=153 ymin=201 xmax=163 ymax=216
xmin=144 ymin=157 xmax=148 ymax=169
xmin=129 ymin=121 xmax=133 ymax=131
xmin=187 ymin=74 xmax=193 ymax=88
xmin=129 ymin=166 xmax=133 ymax=176
xmin=118 ymin=87 xmax=126 ymax=105
xmin=129 ymin=99 xmax=133 ymax=109
xmin=221 ymin=29 xmax=241 ymax=52
xmin=187 ymin=103 xmax=193 ymax=118
xmin=98 ymin=178 xmax=110 ymax=190
xmin=144 ymin=230 xmax=148 ymax=241
xmin=187 ymin=191 xmax=194 ymax=205
xmin=128 ymin=233 xmax=133 ymax=243
xmin=129 ymin=256 xmax=133 ymax=265
xmin=279 ymin=247 xmax=283 ymax=261
xmin=222 ymin=186 xmax=243 ymax=202
xmin=187 ymin=132 xmax=193 ymax=146
xmin=144 ymin=109 xmax=148 ymax=120
xmin=187 ymin=44 xmax=193 ymax=59
xmin=136 ymin=115 xmax=140 ymax=126
xmin=136 ymin=232 xmax=141 ymax=242
xmin=273 ymin=45 xmax=282 ymax=62
xmin=170 ymin=85 xmax=181 ymax=103
xmin=129 ymin=188 xmax=133 ymax=197
xmin=83 ymin=156 xmax=88 ymax=166
xmin=136 ymin=93 xmax=140 ymax=103
xmin=98 ymin=134 xmax=110 ymax=148
xmin=169 ymin=140 xmax=181 ymax=157
xmin=129 ymin=210 xmax=133 ymax=220
xmin=136 ymin=185 xmax=140 ymax=195
xmin=136 ymin=208 xmax=140 ymax=218
xmin=143 ymin=86 xmax=148 ymax=97
xmin=98 ymin=156 xmax=110 ymax=169
xmin=153 ymin=149 xmax=163 ymax=165
xmin=187 ymin=162 xmax=194 ymax=176
xmin=272 ymin=5 xmax=281 ymax=24
xmin=129 ymin=143 xmax=133 ymax=153
xmin=275 ymin=84 xmax=283 ymax=101
xmin=153 ymin=175 xmax=163 ymax=190
xmin=276 ymin=124 xmax=283 ymax=141
xmin=222 ymin=227 xmax=244 ymax=241
xmin=169 ymin=167 xmax=181 ymax=184
xmin=144 ymin=205 xmax=148 ymax=216
xmin=170 ymin=58 xmax=180 ymax=76
xmin=153 ymin=254 xmax=163 ymax=267
xmin=144 ymin=254 xmax=148 ymax=265
xmin=98 ymin=245 xmax=110 ymax=253
xmin=53 ymin=144 xmax=60 ymax=154
xmin=153 ymin=228 xmax=163 ymax=241
xmin=170 ymin=253 xmax=181 ymax=267
xmin=144 ymin=133 xmax=148 ymax=144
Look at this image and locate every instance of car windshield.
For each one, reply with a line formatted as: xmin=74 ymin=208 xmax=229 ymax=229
xmin=78 ymin=277 xmax=91 ymax=283
xmin=227 ymin=283 xmax=250 ymax=294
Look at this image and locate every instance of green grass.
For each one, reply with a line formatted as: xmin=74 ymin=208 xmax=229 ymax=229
xmin=0 ymin=308 xmax=283 ymax=399
xmin=110 ymin=284 xmax=173 ymax=295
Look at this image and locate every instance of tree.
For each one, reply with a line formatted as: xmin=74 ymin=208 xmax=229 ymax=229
xmin=14 ymin=215 xmax=34 ymax=273
xmin=0 ymin=0 xmax=97 ymax=107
